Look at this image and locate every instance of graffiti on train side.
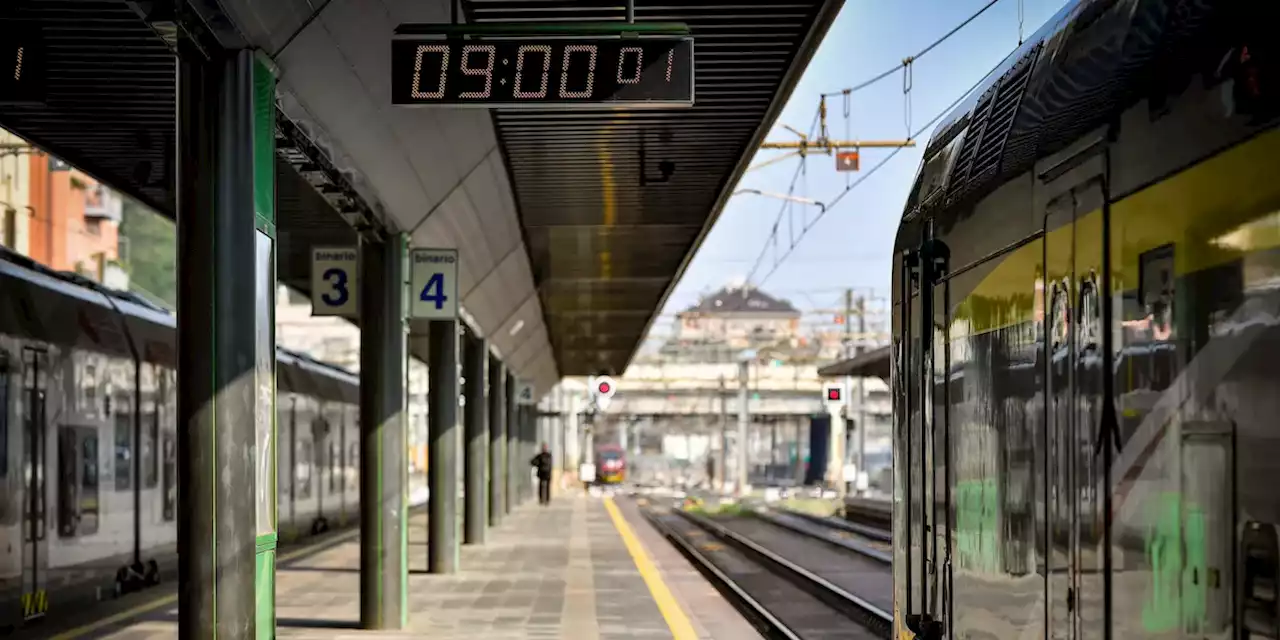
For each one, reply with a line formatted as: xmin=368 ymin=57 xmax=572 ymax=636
xmin=1142 ymin=491 xmax=1208 ymax=634
xmin=954 ymin=478 xmax=1000 ymax=572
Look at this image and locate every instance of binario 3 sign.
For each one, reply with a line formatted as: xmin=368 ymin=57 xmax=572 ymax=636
xmin=311 ymin=247 xmax=359 ymax=317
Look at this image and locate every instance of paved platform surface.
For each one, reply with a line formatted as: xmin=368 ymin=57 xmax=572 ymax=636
xmin=42 ymin=492 xmax=757 ymax=639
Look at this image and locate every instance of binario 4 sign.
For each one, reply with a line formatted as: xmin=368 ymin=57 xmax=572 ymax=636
xmin=311 ymin=247 xmax=359 ymax=317
xmin=409 ymin=248 xmax=459 ymax=319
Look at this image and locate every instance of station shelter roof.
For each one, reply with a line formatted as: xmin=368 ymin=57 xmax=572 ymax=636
xmin=0 ymin=0 xmax=842 ymax=397
xmin=817 ymin=345 xmax=891 ymax=381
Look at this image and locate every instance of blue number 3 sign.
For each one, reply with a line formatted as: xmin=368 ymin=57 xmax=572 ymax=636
xmin=322 ymin=267 xmax=349 ymax=306
xmin=419 ymin=272 xmax=448 ymax=310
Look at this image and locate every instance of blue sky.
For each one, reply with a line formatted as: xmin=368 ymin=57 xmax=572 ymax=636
xmin=659 ymin=0 xmax=1069 ymax=315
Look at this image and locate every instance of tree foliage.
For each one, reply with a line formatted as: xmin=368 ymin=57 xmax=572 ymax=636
xmin=120 ymin=198 xmax=176 ymax=308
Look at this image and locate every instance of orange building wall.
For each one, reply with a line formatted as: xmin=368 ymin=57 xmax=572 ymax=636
xmin=27 ymin=153 xmax=119 ymax=275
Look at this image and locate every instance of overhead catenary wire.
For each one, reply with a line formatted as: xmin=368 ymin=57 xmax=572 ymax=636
xmin=741 ymin=0 xmax=1012 ymax=286
xmin=754 ymin=52 xmax=1013 ymax=288
xmin=819 ymin=0 xmax=1006 ymax=100
xmin=742 ymin=105 xmax=823 ymax=284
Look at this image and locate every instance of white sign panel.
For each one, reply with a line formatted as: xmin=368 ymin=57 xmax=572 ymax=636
xmin=311 ymin=247 xmax=359 ymax=317
xmin=515 ymin=382 xmax=535 ymax=406
xmin=409 ymin=248 xmax=459 ymax=319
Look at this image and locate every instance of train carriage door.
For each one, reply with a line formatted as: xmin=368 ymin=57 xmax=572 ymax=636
xmin=902 ymin=224 xmax=952 ymax=640
xmin=20 ymin=348 xmax=47 ymax=621
xmin=1041 ymin=146 xmax=1111 ymax=639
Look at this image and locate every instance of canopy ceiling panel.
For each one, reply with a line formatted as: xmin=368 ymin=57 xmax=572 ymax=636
xmin=215 ymin=0 xmax=554 ymax=383
xmin=463 ymin=0 xmax=844 ymax=376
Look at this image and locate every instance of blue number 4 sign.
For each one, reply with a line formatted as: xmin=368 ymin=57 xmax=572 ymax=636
xmin=419 ymin=272 xmax=448 ymax=310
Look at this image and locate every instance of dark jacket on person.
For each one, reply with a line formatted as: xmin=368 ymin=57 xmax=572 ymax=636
xmin=531 ymin=452 xmax=553 ymax=480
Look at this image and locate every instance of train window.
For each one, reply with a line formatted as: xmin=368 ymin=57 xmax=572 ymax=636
xmin=0 ymin=353 xmax=8 ymax=478
xmin=81 ymin=432 xmax=99 ymax=534
xmin=83 ymin=363 xmax=97 ymax=418
xmin=143 ymin=409 xmax=158 ymax=489
xmin=1078 ymin=277 xmax=1100 ymax=348
xmin=57 ymin=428 xmax=76 ymax=536
xmin=349 ymin=442 xmax=359 ymax=486
xmin=1050 ymin=282 xmax=1069 ymax=349
xmin=329 ymin=441 xmax=338 ymax=493
xmin=297 ymin=440 xmax=312 ymax=499
xmin=114 ymin=395 xmax=132 ymax=491
xmin=1139 ymin=244 xmax=1175 ymax=342
xmin=162 ymin=432 xmax=176 ymax=522
xmin=58 ymin=426 xmax=100 ymax=537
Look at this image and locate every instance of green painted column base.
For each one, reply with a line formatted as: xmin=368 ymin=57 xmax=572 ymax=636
xmin=255 ymin=533 xmax=278 ymax=638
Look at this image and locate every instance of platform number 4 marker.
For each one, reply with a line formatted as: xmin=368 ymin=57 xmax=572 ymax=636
xmin=516 ymin=383 xmax=534 ymax=405
xmin=419 ymin=272 xmax=447 ymax=310
xmin=410 ymin=248 xmax=459 ymax=319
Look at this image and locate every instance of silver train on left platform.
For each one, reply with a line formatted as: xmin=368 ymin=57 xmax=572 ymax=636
xmin=0 ymin=248 xmax=429 ymax=628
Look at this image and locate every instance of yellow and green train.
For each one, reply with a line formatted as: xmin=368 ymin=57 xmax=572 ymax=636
xmin=891 ymin=1 xmax=1279 ymax=638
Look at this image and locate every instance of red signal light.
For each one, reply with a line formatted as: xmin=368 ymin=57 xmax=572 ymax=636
xmin=827 ymin=388 xmax=841 ymax=401
xmin=598 ymin=381 xmax=611 ymax=394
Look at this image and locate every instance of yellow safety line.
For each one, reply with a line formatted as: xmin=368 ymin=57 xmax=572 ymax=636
xmin=50 ymin=528 xmax=361 ymax=640
xmin=602 ymin=497 xmax=699 ymax=640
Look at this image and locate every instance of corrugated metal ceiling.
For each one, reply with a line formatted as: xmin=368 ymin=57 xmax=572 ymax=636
xmin=0 ymin=0 xmax=843 ymax=381
xmin=465 ymin=0 xmax=843 ymax=375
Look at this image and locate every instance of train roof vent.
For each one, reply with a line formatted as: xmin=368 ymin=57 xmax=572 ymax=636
xmin=969 ymin=48 xmax=1037 ymax=183
xmin=944 ymin=87 xmax=995 ymax=204
xmin=947 ymin=45 xmax=1040 ymax=205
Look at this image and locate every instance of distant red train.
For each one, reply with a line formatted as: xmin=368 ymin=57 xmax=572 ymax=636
xmin=594 ymin=445 xmax=627 ymax=485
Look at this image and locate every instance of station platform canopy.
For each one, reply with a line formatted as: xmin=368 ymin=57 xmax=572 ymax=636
xmin=0 ymin=0 xmax=842 ymax=396
xmin=817 ymin=345 xmax=891 ymax=381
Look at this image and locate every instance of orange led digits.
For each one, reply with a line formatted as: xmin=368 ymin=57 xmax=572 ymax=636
xmin=459 ymin=45 xmax=496 ymax=99
xmin=617 ymin=47 xmax=643 ymax=84
xmin=560 ymin=45 xmax=597 ymax=98
xmin=411 ymin=44 xmax=449 ymax=99
xmin=513 ymin=45 xmax=552 ymax=99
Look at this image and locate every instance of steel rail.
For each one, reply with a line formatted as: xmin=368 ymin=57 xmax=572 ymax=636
xmin=640 ymin=505 xmax=803 ymax=640
xmin=677 ymin=509 xmax=893 ymax=638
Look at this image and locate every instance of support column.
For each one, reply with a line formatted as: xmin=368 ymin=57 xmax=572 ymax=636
xmin=506 ymin=373 xmax=519 ymax=512
xmin=357 ymin=236 xmax=408 ymax=629
xmin=176 ymin=47 xmax=277 ymax=639
xmin=428 ymin=320 xmax=460 ymax=573
xmin=525 ymin=404 xmax=536 ymax=501
xmin=488 ymin=356 xmax=506 ymax=526
xmin=736 ymin=359 xmax=749 ymax=496
xmin=463 ymin=330 xmax=488 ymax=545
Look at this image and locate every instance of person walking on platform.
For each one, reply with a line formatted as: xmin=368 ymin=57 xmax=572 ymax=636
xmin=531 ymin=444 xmax=554 ymax=505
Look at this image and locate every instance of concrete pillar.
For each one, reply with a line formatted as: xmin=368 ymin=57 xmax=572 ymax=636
xmin=463 ymin=330 xmax=487 ymax=545
xmin=525 ymin=405 xmax=537 ymax=500
xmin=795 ymin=418 xmax=806 ymax=486
xmin=357 ymin=236 xmax=408 ymax=628
xmin=488 ymin=356 xmax=505 ymax=526
xmin=429 ymin=320 xmax=460 ymax=573
xmin=736 ymin=360 xmax=750 ymax=495
xmin=506 ymin=373 xmax=519 ymax=510
xmin=176 ymin=46 xmax=277 ymax=638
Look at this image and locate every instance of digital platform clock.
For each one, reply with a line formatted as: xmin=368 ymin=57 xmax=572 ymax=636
xmin=391 ymin=37 xmax=694 ymax=108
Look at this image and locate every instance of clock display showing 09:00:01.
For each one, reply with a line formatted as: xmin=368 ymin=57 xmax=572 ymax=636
xmin=407 ymin=40 xmax=685 ymax=102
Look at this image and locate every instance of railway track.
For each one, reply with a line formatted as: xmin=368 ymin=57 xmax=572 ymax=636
xmin=754 ymin=508 xmax=892 ymax=564
xmin=642 ymin=502 xmax=891 ymax=639
xmin=842 ymin=497 xmax=892 ymax=532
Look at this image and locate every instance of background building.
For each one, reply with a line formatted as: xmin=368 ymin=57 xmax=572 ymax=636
xmin=662 ymin=283 xmax=801 ymax=362
xmin=0 ymin=129 xmax=127 ymax=289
